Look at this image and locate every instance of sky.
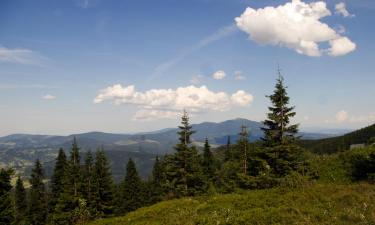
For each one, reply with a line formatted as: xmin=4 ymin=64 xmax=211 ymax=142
xmin=0 ymin=0 xmax=374 ymax=136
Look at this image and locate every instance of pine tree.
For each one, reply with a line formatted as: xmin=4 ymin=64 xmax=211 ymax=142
xmin=49 ymin=148 xmax=67 ymax=213
xmin=173 ymin=111 xmax=205 ymax=196
xmin=119 ymin=158 xmax=143 ymax=213
xmin=149 ymin=156 xmax=164 ymax=203
xmin=14 ymin=176 xmax=27 ymax=225
xmin=82 ymin=150 xmax=94 ymax=211
xmin=261 ymin=74 xmax=298 ymax=147
xmin=202 ymin=138 xmax=215 ymax=179
xmin=27 ymin=160 xmax=47 ymax=225
xmin=261 ymin=74 xmax=303 ymax=176
xmin=69 ymin=137 xmax=82 ymax=197
xmin=92 ymin=150 xmax=114 ymax=217
xmin=178 ymin=109 xmax=195 ymax=145
xmin=52 ymin=139 xmax=82 ymax=224
xmin=0 ymin=168 xmax=14 ymax=225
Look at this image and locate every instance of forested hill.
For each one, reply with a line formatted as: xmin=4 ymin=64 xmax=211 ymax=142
xmin=300 ymin=123 xmax=375 ymax=154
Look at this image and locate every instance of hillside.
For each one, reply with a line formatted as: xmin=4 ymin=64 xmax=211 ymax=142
xmin=90 ymin=183 xmax=375 ymax=225
xmin=301 ymin=123 xmax=375 ymax=154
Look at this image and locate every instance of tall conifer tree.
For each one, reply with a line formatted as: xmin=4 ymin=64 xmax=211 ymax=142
xmin=120 ymin=158 xmax=143 ymax=213
xmin=173 ymin=110 xmax=205 ymax=196
xmin=261 ymin=74 xmax=298 ymax=147
xmin=49 ymin=148 xmax=67 ymax=213
xmin=92 ymin=150 xmax=114 ymax=217
xmin=27 ymin=160 xmax=47 ymax=225
xmin=82 ymin=150 xmax=95 ymax=211
xmin=14 ymin=176 xmax=27 ymax=225
xmin=0 ymin=168 xmax=14 ymax=224
xmin=69 ymin=137 xmax=82 ymax=197
xmin=202 ymin=138 xmax=215 ymax=179
xmin=261 ymin=73 xmax=303 ymax=176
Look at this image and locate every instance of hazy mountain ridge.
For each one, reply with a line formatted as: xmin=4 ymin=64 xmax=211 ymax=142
xmin=0 ymin=118 xmax=345 ymax=179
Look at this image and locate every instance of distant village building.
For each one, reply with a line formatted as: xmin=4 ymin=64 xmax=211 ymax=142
xmin=350 ymin=143 xmax=365 ymax=150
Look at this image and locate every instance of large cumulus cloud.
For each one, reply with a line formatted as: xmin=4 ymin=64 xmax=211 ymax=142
xmin=94 ymin=85 xmax=253 ymax=120
xmin=235 ymin=0 xmax=356 ymax=57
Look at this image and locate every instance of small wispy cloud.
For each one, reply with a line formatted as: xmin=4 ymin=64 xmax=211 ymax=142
xmin=149 ymin=24 xmax=238 ymax=81
xmin=335 ymin=2 xmax=355 ymax=18
xmin=0 ymin=46 xmax=49 ymax=66
xmin=234 ymin=70 xmax=246 ymax=80
xmin=76 ymin=0 xmax=99 ymax=9
xmin=212 ymin=70 xmax=226 ymax=80
xmin=190 ymin=75 xmax=204 ymax=85
xmin=42 ymin=94 xmax=56 ymax=100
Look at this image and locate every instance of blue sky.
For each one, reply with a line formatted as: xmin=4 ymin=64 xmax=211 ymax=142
xmin=0 ymin=0 xmax=374 ymax=136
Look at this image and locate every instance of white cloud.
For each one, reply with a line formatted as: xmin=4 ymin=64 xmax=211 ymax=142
xmin=235 ymin=0 xmax=356 ymax=57
xmin=231 ymin=90 xmax=253 ymax=106
xmin=335 ymin=2 xmax=354 ymax=18
xmin=328 ymin=36 xmax=356 ymax=57
xmin=190 ymin=75 xmax=203 ymax=85
xmin=0 ymin=46 xmax=48 ymax=66
xmin=76 ymin=0 xmax=98 ymax=8
xmin=212 ymin=70 xmax=226 ymax=80
xmin=335 ymin=110 xmax=349 ymax=122
xmin=234 ymin=70 xmax=246 ymax=80
xmin=42 ymin=94 xmax=56 ymax=100
xmin=94 ymin=84 xmax=253 ymax=120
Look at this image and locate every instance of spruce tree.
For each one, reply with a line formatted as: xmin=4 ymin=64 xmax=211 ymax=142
xmin=173 ymin=111 xmax=205 ymax=196
xmin=49 ymin=148 xmax=67 ymax=213
xmin=0 ymin=168 xmax=14 ymax=225
xmin=261 ymin=74 xmax=298 ymax=147
xmin=202 ymin=138 xmax=215 ymax=179
xmin=262 ymin=74 xmax=303 ymax=176
xmin=149 ymin=156 xmax=164 ymax=203
xmin=178 ymin=109 xmax=195 ymax=145
xmin=52 ymin=139 xmax=82 ymax=224
xmin=27 ymin=160 xmax=47 ymax=225
xmin=92 ymin=150 xmax=114 ymax=217
xmin=69 ymin=137 xmax=82 ymax=197
xmin=14 ymin=176 xmax=27 ymax=225
xmin=120 ymin=158 xmax=143 ymax=213
xmin=82 ymin=150 xmax=94 ymax=211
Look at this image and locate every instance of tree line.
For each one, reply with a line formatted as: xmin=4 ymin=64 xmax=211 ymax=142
xmin=1 ymin=75 xmax=311 ymax=224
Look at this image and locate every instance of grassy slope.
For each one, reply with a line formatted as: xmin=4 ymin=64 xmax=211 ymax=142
xmin=90 ymin=183 xmax=375 ymax=225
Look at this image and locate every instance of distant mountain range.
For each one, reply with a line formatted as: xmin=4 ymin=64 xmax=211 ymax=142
xmin=0 ymin=118 xmax=347 ymax=180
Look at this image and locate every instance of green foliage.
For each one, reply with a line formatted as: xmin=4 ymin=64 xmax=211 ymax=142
xmin=49 ymin=148 xmax=67 ymax=214
xmin=14 ymin=176 xmax=27 ymax=225
xmin=261 ymin=75 xmax=299 ymax=147
xmin=118 ymin=158 xmax=144 ymax=214
xmin=72 ymin=199 xmax=91 ymax=225
xmin=171 ymin=111 xmax=206 ymax=197
xmin=89 ymin=183 xmax=375 ymax=225
xmin=0 ymin=168 xmax=14 ymax=225
xmin=300 ymin=123 xmax=375 ymax=154
xmin=27 ymin=160 xmax=47 ymax=225
xmin=91 ymin=150 xmax=115 ymax=217
xmin=69 ymin=137 xmax=82 ymax=198
xmin=202 ymin=138 xmax=215 ymax=179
